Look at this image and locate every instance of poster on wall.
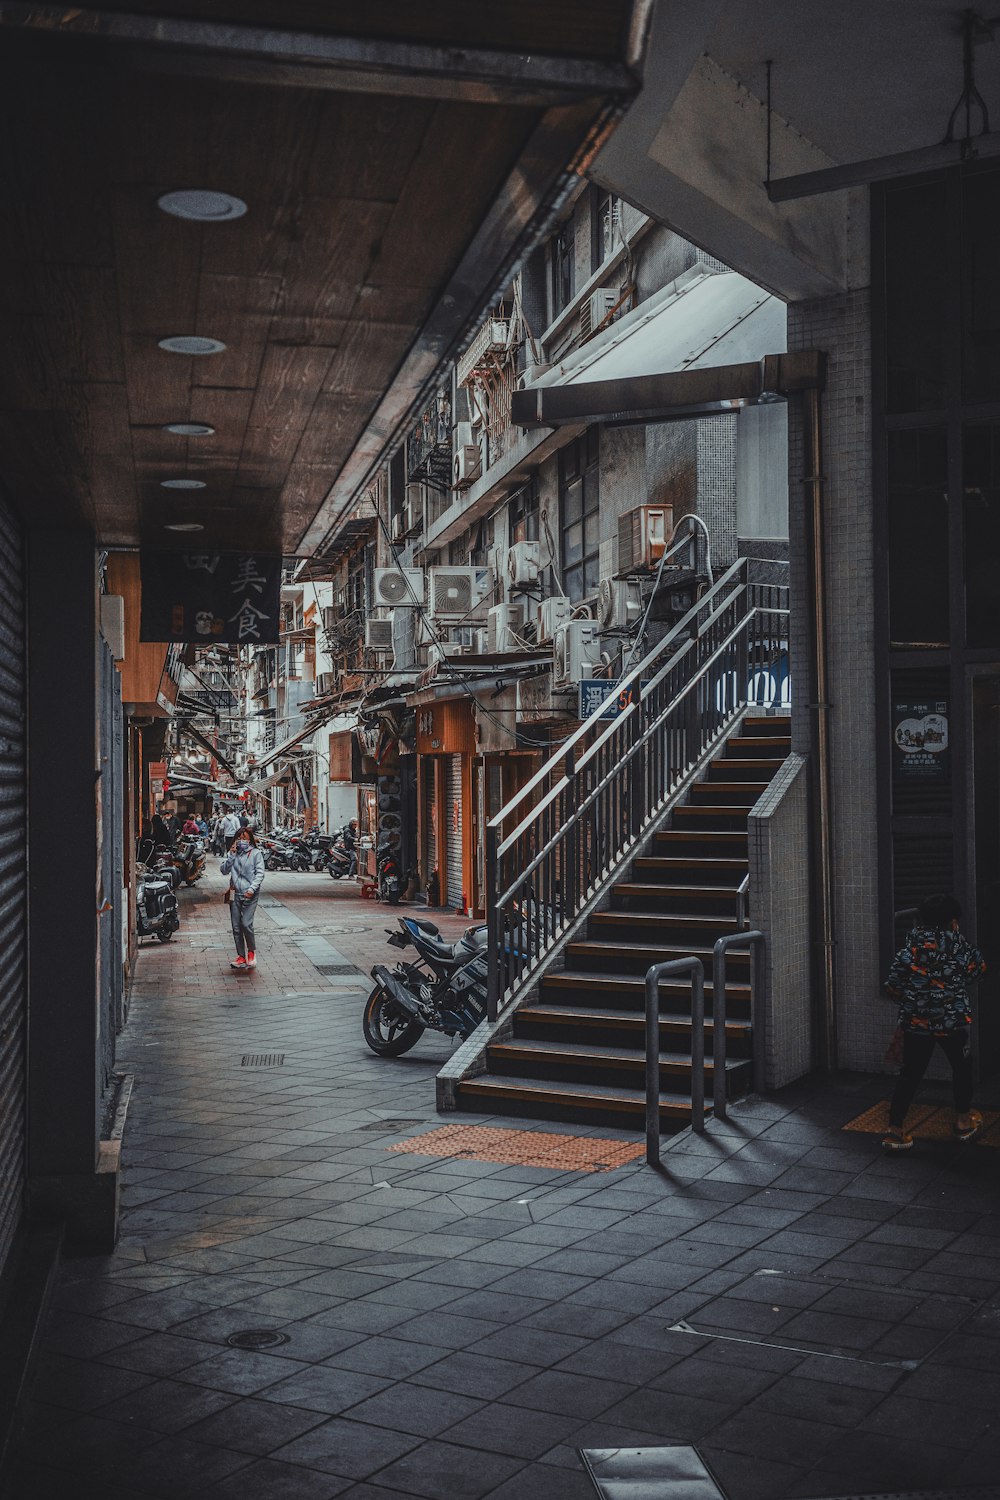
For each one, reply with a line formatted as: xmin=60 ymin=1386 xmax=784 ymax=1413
xmin=892 ymin=699 xmax=949 ymax=780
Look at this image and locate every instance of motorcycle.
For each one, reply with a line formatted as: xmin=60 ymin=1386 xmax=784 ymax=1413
xmin=136 ymin=864 xmax=180 ymax=943
xmin=304 ymin=830 xmax=338 ymax=871
xmin=325 ymin=837 xmax=353 ymax=879
xmin=261 ymin=836 xmax=310 ymax=872
xmin=174 ymin=835 xmax=206 ymax=886
xmin=376 ymin=849 xmax=401 ymax=904
xmin=363 ymin=916 xmax=489 ymax=1056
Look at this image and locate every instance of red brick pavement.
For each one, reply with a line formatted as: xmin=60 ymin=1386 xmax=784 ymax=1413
xmin=133 ymin=865 xmax=473 ymax=999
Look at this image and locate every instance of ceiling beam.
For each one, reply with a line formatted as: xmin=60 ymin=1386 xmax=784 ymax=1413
xmin=767 ymin=131 xmax=1000 ymax=202
xmin=509 ymin=352 xmax=826 ymax=428
xmin=0 ymin=4 xmax=641 ymax=105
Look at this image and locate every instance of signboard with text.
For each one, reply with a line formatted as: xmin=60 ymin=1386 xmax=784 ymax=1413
xmin=140 ymin=551 xmax=282 ymax=643
xmin=892 ymin=699 xmax=949 ymax=781
xmin=578 ymin=679 xmax=649 ymax=721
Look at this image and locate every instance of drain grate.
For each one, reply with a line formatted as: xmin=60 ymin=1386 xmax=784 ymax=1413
xmin=240 ymin=1053 xmax=285 ymax=1068
xmin=226 ymin=1329 xmax=290 ymax=1350
xmin=358 ymin=1118 xmax=427 ymax=1132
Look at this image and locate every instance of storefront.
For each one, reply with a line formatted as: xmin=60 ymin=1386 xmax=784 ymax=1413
xmin=415 ymin=698 xmax=476 ymax=912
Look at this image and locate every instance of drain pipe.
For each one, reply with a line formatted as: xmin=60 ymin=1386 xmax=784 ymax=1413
xmin=803 ymin=383 xmax=837 ymax=1072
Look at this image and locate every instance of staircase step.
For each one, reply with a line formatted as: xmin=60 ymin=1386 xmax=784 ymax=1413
xmin=689 ymin=781 xmax=769 ymax=805
xmin=654 ymin=830 xmax=748 ymax=848
xmin=516 ymin=1004 xmax=751 ymax=1046
xmin=566 ymin=939 xmax=751 ymax=975
xmin=726 ymin=736 xmax=791 ymax=758
xmin=742 ymin=716 xmax=790 ymax=735
xmin=541 ymin=970 xmax=751 ymax=1008
xmin=590 ymin=911 xmax=741 ymax=935
xmin=454 ymin=1074 xmax=699 ymax=1127
xmin=671 ymin=807 xmax=753 ymax=830
xmin=633 ymin=857 xmax=748 ymax=884
xmin=612 ymin=882 xmax=741 ymax=908
xmin=487 ymin=1037 xmax=749 ymax=1087
xmin=709 ymin=757 xmax=784 ymax=778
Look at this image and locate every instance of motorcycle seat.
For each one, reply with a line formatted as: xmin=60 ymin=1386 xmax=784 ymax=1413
xmin=412 ymin=918 xmax=440 ymax=937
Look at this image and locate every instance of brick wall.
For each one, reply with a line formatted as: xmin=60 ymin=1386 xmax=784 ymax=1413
xmin=749 ymin=753 xmax=813 ymax=1087
xmin=787 ymin=287 xmax=882 ymax=1071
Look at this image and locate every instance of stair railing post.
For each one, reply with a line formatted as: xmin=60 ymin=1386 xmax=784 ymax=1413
xmin=563 ymin=746 xmax=577 ymax=919
xmin=646 ymin=956 xmax=705 ymax=1166
xmin=486 ymin=823 xmax=501 ymax=1023
xmin=712 ymin=930 xmax=765 ymax=1120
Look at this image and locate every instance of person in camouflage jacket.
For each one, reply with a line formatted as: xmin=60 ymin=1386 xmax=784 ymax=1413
xmin=882 ymin=894 xmax=986 ymax=1151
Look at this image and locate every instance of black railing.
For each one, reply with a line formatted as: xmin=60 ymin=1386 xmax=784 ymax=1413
xmin=486 ymin=558 xmax=789 ymax=1022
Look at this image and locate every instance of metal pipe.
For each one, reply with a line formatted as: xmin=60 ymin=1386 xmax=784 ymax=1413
xmin=645 ymin=956 xmax=704 ymax=1165
xmin=804 ymin=384 xmax=837 ymax=1071
xmin=712 ymin=931 xmax=765 ymax=1121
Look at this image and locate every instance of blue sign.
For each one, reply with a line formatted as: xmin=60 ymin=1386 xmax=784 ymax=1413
xmin=578 ymin=680 xmax=649 ymax=720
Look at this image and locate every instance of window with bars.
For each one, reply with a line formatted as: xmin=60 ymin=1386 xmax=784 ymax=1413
xmin=592 ymin=187 xmax=621 ymax=271
xmin=559 ymin=429 xmax=600 ymax=603
xmin=551 ymin=221 xmax=575 ymax=319
xmin=509 ymin=477 xmax=540 ymax=545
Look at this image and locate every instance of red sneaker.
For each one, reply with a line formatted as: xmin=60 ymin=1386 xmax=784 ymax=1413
xmin=230 ymin=956 xmax=247 ymax=971
xmin=246 ymin=951 xmax=256 ymax=970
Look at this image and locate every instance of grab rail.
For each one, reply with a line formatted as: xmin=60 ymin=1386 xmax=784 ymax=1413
xmin=646 ymin=957 xmax=705 ymax=1164
xmin=486 ymin=558 xmax=789 ymax=1022
xmin=712 ymin=931 xmax=765 ymax=1122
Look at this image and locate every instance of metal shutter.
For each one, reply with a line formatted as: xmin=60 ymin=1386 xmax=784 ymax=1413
xmin=422 ymin=760 xmax=437 ymax=893
xmin=445 ymin=754 xmax=463 ymax=909
xmin=0 ymin=497 xmax=26 ymax=1273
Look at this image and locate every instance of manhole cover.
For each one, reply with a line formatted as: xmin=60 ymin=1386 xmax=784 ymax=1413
xmin=241 ymin=1053 xmax=285 ymax=1068
xmin=358 ymin=1118 xmax=427 ymax=1132
xmin=226 ymin=1329 xmax=290 ymax=1351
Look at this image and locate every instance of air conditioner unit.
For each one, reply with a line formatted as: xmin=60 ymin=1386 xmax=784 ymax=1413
xmin=506 ymin=540 xmax=541 ymax=589
xmin=373 ymin=567 xmax=425 ymax=608
xmin=553 ymin=620 xmax=601 ymax=689
xmin=472 ymin=629 xmax=489 ymax=655
xmin=536 ymin=595 xmax=572 ymax=643
xmin=428 ymin=641 xmax=464 ymax=668
xmin=618 ymin=505 xmax=672 ymax=573
xmin=321 ymin=606 xmax=337 ymax=633
xmin=390 ymin=510 xmax=406 ymax=542
xmin=487 ymin=602 xmax=524 ymax=653
xmin=428 ymin=566 xmax=491 ymax=621
xmin=598 ymin=579 xmax=643 ymax=632
xmin=453 ymin=437 xmax=482 ymax=489
xmin=315 ymin=671 xmax=337 ymax=697
xmin=365 ymin=619 xmax=394 ymax=652
xmin=580 ymin=287 xmax=619 ymax=340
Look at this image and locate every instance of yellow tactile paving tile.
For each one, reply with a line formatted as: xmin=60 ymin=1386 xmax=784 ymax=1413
xmin=388 ymin=1122 xmax=646 ymax=1172
xmin=843 ymin=1099 xmax=1000 ymax=1147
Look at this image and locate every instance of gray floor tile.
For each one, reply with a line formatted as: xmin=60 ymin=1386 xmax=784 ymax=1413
xmin=367 ymin=1439 xmax=525 ymax=1499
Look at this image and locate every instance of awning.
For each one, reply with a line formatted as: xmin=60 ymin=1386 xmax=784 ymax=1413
xmin=251 ymin=711 xmax=356 ymax=772
xmin=511 ymin=266 xmax=791 ymax=428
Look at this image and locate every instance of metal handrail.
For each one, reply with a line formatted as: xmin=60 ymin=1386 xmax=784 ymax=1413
xmin=486 ymin=558 xmax=789 ymax=1021
xmin=646 ymin=957 xmax=705 ymax=1165
xmin=712 ymin=930 xmax=766 ymax=1122
xmin=735 ymin=872 xmax=750 ymax=929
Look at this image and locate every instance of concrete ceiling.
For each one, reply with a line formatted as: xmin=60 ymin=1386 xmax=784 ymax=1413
xmin=0 ymin=3 xmax=646 ymax=556
xmin=591 ymin=0 xmax=1000 ymax=299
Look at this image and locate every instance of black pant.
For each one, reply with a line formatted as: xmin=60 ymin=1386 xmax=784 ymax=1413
xmin=889 ymin=1029 xmax=973 ymax=1127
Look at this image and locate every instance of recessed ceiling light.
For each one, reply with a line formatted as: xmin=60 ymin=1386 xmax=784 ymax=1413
xmin=158 ymin=336 xmax=226 ymax=355
xmin=163 ymin=422 xmax=215 ymax=436
xmin=161 ymin=479 xmax=206 ymax=490
xmin=158 ymin=189 xmax=247 ymax=222
xmin=164 ymin=522 xmax=205 ymax=532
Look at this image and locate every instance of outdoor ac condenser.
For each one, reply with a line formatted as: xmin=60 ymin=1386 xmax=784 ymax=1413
xmin=365 ymin=619 xmax=394 ymax=652
xmin=553 ymin=619 xmax=600 ymax=688
xmin=536 ymin=595 xmax=572 ymax=643
xmin=428 ymin=566 xmax=492 ymax=621
xmin=487 ymin=602 xmax=524 ymax=653
xmin=373 ymin=567 xmax=425 ymax=608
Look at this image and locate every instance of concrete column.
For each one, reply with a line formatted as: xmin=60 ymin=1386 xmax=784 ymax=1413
xmin=26 ymin=530 xmax=115 ymax=1247
xmin=787 ymin=289 xmax=881 ymax=1071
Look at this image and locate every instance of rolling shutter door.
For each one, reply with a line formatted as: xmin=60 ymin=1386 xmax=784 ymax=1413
xmin=445 ymin=754 xmax=463 ymax=909
xmin=0 ymin=498 xmax=26 ymax=1273
xmin=422 ymin=760 xmax=437 ymax=891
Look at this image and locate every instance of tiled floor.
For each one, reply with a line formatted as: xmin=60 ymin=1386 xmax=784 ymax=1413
xmin=7 ymin=867 xmax=1000 ymax=1499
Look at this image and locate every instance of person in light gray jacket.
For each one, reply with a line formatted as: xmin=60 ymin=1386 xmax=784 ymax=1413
xmin=221 ymin=829 xmax=265 ymax=972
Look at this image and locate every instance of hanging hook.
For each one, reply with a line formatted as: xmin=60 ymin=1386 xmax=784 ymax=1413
xmin=943 ymin=8 xmax=993 ymax=157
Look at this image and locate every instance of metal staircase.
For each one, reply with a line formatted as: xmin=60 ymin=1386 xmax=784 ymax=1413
xmin=451 ymin=556 xmax=791 ymax=1130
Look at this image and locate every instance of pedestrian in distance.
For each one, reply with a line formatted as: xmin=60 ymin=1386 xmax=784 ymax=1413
xmin=220 ymin=807 xmax=242 ymax=844
xmin=150 ymin=812 xmax=171 ymax=847
xmin=220 ymin=826 xmax=264 ymax=973
xmin=882 ymin=893 xmax=986 ymax=1151
xmin=182 ymin=814 xmax=200 ymax=836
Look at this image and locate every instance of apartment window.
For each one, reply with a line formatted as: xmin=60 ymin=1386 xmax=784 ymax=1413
xmin=551 ymin=221 xmax=575 ymax=318
xmin=560 ymin=429 xmax=600 ymax=602
xmin=592 ymin=188 xmax=621 ymax=271
xmin=509 ymin=477 xmax=539 ymax=544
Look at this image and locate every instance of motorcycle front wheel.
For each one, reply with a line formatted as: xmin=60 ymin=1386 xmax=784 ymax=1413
xmin=362 ymin=985 xmax=424 ymax=1056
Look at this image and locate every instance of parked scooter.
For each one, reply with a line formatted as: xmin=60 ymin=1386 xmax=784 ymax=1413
xmin=304 ymin=830 xmax=338 ymax=871
xmin=136 ymin=863 xmax=180 ymax=943
xmin=376 ymin=848 xmax=401 ymax=904
xmin=174 ymin=835 xmax=206 ymax=886
xmin=325 ymin=837 xmax=353 ymax=879
xmin=261 ymin=835 xmax=310 ymax=872
xmin=363 ymin=916 xmax=489 ymax=1056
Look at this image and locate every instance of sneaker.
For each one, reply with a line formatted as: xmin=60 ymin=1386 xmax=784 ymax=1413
xmin=246 ymin=951 xmax=256 ymax=970
xmin=954 ymin=1110 xmax=983 ymax=1142
xmin=230 ymin=956 xmax=247 ymax=971
xmin=881 ymin=1128 xmax=913 ymax=1153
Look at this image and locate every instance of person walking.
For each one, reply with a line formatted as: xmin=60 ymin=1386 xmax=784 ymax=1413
xmin=882 ymin=893 xmax=987 ymax=1152
xmin=220 ymin=826 xmax=265 ymax=973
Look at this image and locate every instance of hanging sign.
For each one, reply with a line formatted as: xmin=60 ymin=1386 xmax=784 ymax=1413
xmin=140 ymin=551 xmax=281 ymax=643
xmin=892 ymin=699 xmax=949 ymax=780
xmin=578 ymin=679 xmax=649 ymax=721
